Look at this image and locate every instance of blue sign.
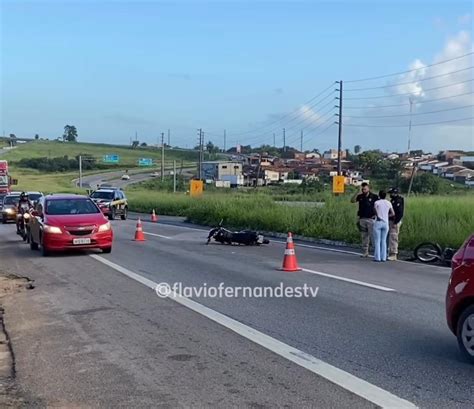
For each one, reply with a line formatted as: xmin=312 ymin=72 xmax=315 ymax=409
xmin=138 ymin=158 xmax=153 ymax=166
xmin=103 ymin=154 xmax=120 ymax=163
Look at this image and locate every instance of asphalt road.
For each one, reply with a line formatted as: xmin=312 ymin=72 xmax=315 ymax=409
xmin=0 ymin=217 xmax=472 ymax=408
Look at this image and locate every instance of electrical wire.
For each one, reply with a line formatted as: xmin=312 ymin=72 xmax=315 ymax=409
xmin=286 ymin=118 xmax=336 ymax=147
xmin=344 ymin=91 xmax=474 ymax=109
xmin=344 ymin=79 xmax=473 ymax=100
xmin=344 ymin=116 xmax=473 ymax=127
xmin=343 ymin=104 xmax=473 ymax=119
xmin=344 ymin=66 xmax=474 ymax=91
xmin=345 ymin=52 xmax=473 ymax=83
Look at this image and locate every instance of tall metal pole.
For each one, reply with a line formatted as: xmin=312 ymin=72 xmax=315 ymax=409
xmin=198 ymin=128 xmax=202 ymax=180
xmin=223 ymin=129 xmax=226 ymax=152
xmin=167 ymin=129 xmax=170 ymax=146
xmin=407 ymin=97 xmax=414 ymax=155
xmin=337 ymin=80 xmax=343 ymax=175
xmin=79 ymin=155 xmax=83 ymax=188
xmin=283 ymin=128 xmax=286 ymax=152
xmin=300 ymin=130 xmax=303 ymax=152
xmin=173 ymin=160 xmax=177 ymax=192
xmin=161 ymin=132 xmax=165 ymax=181
xmin=273 ymin=133 xmax=276 ymax=147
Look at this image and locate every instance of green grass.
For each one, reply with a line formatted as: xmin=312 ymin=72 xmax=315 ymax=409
xmin=3 ymin=140 xmax=201 ymax=168
xmin=127 ymin=190 xmax=474 ymax=250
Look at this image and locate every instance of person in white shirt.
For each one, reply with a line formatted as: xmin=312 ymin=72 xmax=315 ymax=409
xmin=373 ymin=190 xmax=395 ymax=262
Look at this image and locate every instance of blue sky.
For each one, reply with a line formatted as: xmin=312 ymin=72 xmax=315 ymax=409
xmin=1 ymin=0 xmax=473 ymax=152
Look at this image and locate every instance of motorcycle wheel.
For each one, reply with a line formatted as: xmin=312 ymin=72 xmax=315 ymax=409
xmin=414 ymin=242 xmax=442 ymax=263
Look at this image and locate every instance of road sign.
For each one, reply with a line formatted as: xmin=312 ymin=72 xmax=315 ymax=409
xmin=138 ymin=158 xmax=153 ymax=166
xmin=190 ymin=180 xmax=203 ymax=197
xmin=332 ymin=175 xmax=345 ymax=194
xmin=103 ymin=154 xmax=120 ymax=164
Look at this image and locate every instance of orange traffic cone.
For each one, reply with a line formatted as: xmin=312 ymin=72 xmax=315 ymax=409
xmin=133 ymin=218 xmax=146 ymax=241
xmin=151 ymin=209 xmax=158 ymax=223
xmin=280 ymin=232 xmax=301 ymax=272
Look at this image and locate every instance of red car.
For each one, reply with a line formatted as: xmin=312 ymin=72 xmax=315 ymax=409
xmin=446 ymin=233 xmax=474 ymax=363
xmin=29 ymin=194 xmax=113 ymax=256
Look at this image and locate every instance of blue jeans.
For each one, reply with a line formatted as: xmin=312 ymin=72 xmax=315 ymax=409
xmin=373 ymin=220 xmax=389 ymax=261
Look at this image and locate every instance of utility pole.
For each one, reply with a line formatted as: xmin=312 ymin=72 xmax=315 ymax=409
xmin=161 ymin=132 xmax=165 ymax=181
xmin=197 ymin=129 xmax=203 ymax=179
xmin=300 ymin=130 xmax=303 ymax=152
xmin=407 ymin=96 xmax=414 ymax=155
xmin=273 ymin=133 xmax=276 ymax=147
xmin=79 ymin=155 xmax=83 ymax=188
xmin=167 ymin=129 xmax=171 ymax=147
xmin=336 ymin=80 xmax=343 ymax=175
xmin=223 ymin=129 xmax=226 ymax=152
xmin=283 ymin=128 xmax=286 ymax=152
xmin=173 ymin=160 xmax=177 ymax=192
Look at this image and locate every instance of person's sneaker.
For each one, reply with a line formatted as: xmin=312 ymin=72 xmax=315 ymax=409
xmin=388 ymin=254 xmax=397 ymax=261
xmin=360 ymin=252 xmax=369 ymax=258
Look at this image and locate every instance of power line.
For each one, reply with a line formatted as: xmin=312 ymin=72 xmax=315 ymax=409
xmin=345 ymin=52 xmax=473 ymax=83
xmin=344 ymin=116 xmax=473 ymax=128
xmin=287 ymin=122 xmax=336 ymax=147
xmin=286 ymin=115 xmax=336 ymax=145
xmin=343 ymin=104 xmax=473 ymax=119
xmin=344 ymin=66 xmax=474 ymax=91
xmin=344 ymin=91 xmax=474 ymax=109
xmin=226 ymin=82 xmax=336 ymax=137
xmin=344 ymin=79 xmax=474 ymax=100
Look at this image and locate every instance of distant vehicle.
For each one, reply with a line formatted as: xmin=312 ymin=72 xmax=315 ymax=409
xmin=0 ymin=160 xmax=12 ymax=195
xmin=150 ymin=172 xmax=160 ymax=177
xmin=27 ymin=191 xmax=43 ymax=205
xmin=89 ymin=188 xmax=128 ymax=220
xmin=121 ymin=174 xmax=130 ymax=180
xmin=1 ymin=193 xmax=21 ymax=223
xmin=446 ymin=233 xmax=474 ymax=363
xmin=28 ymin=194 xmax=113 ymax=256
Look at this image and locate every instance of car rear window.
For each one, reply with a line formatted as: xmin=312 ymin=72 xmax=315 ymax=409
xmin=28 ymin=194 xmax=42 ymax=201
xmin=91 ymin=191 xmax=114 ymax=200
xmin=45 ymin=199 xmax=100 ymax=215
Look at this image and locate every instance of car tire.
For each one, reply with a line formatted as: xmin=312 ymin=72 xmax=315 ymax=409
xmin=40 ymin=235 xmax=50 ymax=257
xmin=1 ymin=216 xmax=6 ymax=224
xmin=457 ymin=305 xmax=474 ymax=364
xmin=29 ymin=232 xmax=38 ymax=250
xmin=108 ymin=207 xmax=115 ymax=220
xmin=120 ymin=208 xmax=128 ymax=220
xmin=102 ymin=247 xmax=112 ymax=254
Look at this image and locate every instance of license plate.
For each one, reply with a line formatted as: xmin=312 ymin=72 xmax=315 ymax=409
xmin=73 ymin=238 xmax=91 ymax=245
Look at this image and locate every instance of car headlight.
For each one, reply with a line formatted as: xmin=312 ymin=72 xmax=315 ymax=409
xmin=5 ymin=208 xmax=13 ymax=214
xmin=23 ymin=213 xmax=30 ymax=220
xmin=98 ymin=222 xmax=111 ymax=232
xmin=44 ymin=225 xmax=62 ymax=234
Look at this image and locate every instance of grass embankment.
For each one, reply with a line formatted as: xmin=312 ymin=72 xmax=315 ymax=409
xmin=3 ymin=140 xmax=201 ymax=169
xmin=127 ymin=190 xmax=474 ymax=250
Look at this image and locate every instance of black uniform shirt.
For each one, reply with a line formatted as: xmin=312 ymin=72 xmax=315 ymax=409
xmin=356 ymin=192 xmax=378 ymax=219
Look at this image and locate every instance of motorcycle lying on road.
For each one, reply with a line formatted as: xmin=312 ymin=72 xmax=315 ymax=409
xmin=414 ymin=242 xmax=455 ymax=266
xmin=206 ymin=221 xmax=270 ymax=246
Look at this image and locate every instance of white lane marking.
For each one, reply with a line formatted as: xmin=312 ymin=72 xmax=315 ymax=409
xmin=89 ymin=254 xmax=415 ymax=409
xmin=301 ymin=268 xmax=396 ymax=292
xmin=144 ymin=232 xmax=173 ymax=240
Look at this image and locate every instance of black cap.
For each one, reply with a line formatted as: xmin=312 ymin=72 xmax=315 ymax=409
xmin=388 ymin=187 xmax=399 ymax=194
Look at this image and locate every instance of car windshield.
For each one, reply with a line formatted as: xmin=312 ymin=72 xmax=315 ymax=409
xmin=45 ymin=199 xmax=100 ymax=215
xmin=28 ymin=194 xmax=42 ymax=201
xmin=3 ymin=196 xmax=19 ymax=205
xmin=90 ymin=191 xmax=114 ymax=200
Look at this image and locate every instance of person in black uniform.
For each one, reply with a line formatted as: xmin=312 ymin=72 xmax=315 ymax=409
xmin=388 ymin=187 xmax=404 ymax=260
xmin=351 ymin=183 xmax=378 ymax=257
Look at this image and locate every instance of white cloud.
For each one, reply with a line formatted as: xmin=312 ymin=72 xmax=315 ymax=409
xmin=459 ymin=13 xmax=472 ymax=25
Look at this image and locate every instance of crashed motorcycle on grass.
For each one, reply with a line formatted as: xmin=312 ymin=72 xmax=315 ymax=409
xmin=206 ymin=221 xmax=270 ymax=246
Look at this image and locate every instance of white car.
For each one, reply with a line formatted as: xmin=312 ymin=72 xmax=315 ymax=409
xmin=150 ymin=172 xmax=160 ymax=177
xmin=121 ymin=174 xmax=130 ymax=180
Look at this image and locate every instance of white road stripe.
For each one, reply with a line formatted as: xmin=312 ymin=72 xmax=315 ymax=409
xmin=89 ymin=254 xmax=415 ymax=409
xmin=144 ymin=232 xmax=173 ymax=240
xmin=302 ymin=268 xmax=396 ymax=292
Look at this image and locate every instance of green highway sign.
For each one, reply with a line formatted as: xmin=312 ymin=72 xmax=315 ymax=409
xmin=138 ymin=158 xmax=153 ymax=166
xmin=103 ymin=154 xmax=120 ymax=163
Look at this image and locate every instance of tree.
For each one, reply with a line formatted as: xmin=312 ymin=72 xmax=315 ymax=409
xmin=354 ymin=145 xmax=361 ymax=154
xmin=34 ymin=134 xmax=39 ymax=140
xmin=131 ymin=140 xmax=140 ymax=149
xmin=401 ymin=172 xmax=441 ymax=194
xmin=140 ymin=142 xmax=147 ymax=147
xmin=63 ymin=125 xmax=78 ymax=142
